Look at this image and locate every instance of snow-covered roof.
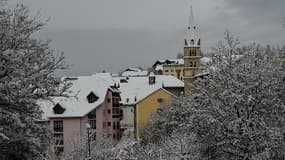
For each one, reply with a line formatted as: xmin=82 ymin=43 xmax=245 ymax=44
xmin=153 ymin=59 xmax=184 ymax=70
xmin=38 ymin=73 xmax=115 ymax=119
xmin=121 ymin=68 xmax=148 ymax=77
xmin=154 ymin=57 xmax=212 ymax=70
xmin=114 ymin=75 xmax=184 ymax=105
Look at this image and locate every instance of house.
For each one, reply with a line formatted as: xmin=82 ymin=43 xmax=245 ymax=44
xmin=121 ymin=67 xmax=148 ymax=77
xmin=113 ymin=73 xmax=184 ymax=139
xmin=152 ymin=59 xmax=184 ymax=80
xmin=38 ymin=73 xmax=122 ymax=156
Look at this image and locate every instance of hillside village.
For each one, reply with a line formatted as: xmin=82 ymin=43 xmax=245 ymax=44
xmin=37 ymin=5 xmax=213 ymax=157
xmin=1 ymin=1 xmax=285 ymax=160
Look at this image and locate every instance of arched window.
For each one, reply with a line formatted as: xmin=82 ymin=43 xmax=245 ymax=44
xmin=190 ymin=39 xmax=194 ymax=45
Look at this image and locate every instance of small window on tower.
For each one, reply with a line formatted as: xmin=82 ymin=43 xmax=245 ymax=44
xmin=190 ymin=39 xmax=194 ymax=45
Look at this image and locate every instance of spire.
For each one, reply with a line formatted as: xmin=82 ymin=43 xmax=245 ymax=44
xmin=187 ymin=5 xmax=197 ymax=37
xmin=188 ymin=5 xmax=196 ymax=30
xmin=185 ymin=4 xmax=200 ymax=46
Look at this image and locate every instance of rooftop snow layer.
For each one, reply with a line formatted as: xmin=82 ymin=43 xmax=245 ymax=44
xmin=121 ymin=68 xmax=148 ymax=77
xmin=113 ymin=75 xmax=183 ymax=105
xmin=39 ymin=73 xmax=115 ymax=119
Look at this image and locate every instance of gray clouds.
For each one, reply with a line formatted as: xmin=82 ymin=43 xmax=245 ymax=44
xmin=11 ymin=0 xmax=285 ymax=75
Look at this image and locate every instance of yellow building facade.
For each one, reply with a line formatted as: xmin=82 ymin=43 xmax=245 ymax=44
xmin=162 ymin=64 xmax=184 ymax=80
xmin=135 ymin=89 xmax=172 ymax=139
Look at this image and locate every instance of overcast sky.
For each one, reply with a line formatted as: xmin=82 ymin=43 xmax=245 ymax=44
xmin=10 ymin=0 xmax=285 ymax=76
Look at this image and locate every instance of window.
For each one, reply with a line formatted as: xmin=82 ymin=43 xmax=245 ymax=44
xmin=108 ymin=109 xmax=111 ymax=114
xmin=190 ymin=61 xmax=193 ymax=67
xmin=87 ymin=92 xmax=99 ymax=103
xmin=165 ymin=70 xmax=169 ymax=72
xmin=89 ymin=119 xmax=96 ymax=129
xmin=120 ymin=79 xmax=128 ymax=83
xmin=194 ymin=61 xmax=197 ymax=67
xmin=157 ymin=98 xmax=164 ymax=103
xmin=117 ymin=121 xmax=120 ymax=129
xmin=107 ymin=98 xmax=111 ymax=103
xmin=53 ymin=104 xmax=65 ymax=114
xmin=88 ymin=109 xmax=96 ymax=119
xmin=54 ymin=133 xmax=64 ymax=145
xmin=189 ymin=49 xmax=196 ymax=56
xmin=108 ymin=122 xmax=111 ymax=127
xmin=54 ymin=120 xmax=63 ymax=132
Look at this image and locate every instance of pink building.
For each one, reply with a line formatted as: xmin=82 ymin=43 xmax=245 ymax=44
xmin=39 ymin=73 xmax=122 ymax=156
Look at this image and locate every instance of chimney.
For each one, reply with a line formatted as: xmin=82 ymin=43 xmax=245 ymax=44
xmin=149 ymin=72 xmax=156 ymax=84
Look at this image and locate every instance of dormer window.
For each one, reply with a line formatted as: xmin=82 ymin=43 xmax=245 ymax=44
xmin=87 ymin=92 xmax=99 ymax=103
xmin=53 ymin=103 xmax=65 ymax=114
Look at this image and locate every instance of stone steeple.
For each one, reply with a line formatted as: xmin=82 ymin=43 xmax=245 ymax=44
xmin=183 ymin=5 xmax=202 ymax=95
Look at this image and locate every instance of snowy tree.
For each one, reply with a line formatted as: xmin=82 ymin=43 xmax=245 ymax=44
xmin=139 ymin=31 xmax=285 ymax=160
xmin=0 ymin=2 xmax=67 ymax=160
xmin=64 ymin=136 xmax=119 ymax=160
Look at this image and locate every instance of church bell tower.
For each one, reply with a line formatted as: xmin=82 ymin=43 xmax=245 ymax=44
xmin=184 ymin=5 xmax=202 ymax=96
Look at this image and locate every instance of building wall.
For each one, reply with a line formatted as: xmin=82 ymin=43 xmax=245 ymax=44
xmin=49 ymin=90 xmax=122 ymax=156
xmin=120 ymin=105 xmax=135 ymax=138
xmin=135 ymin=89 xmax=172 ymax=139
xmin=184 ymin=46 xmax=202 ymax=95
xmin=162 ymin=64 xmax=184 ymax=80
xmin=92 ymin=90 xmax=122 ymax=141
xmin=50 ymin=117 xmax=88 ymax=155
xmin=120 ymin=105 xmax=135 ymax=129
